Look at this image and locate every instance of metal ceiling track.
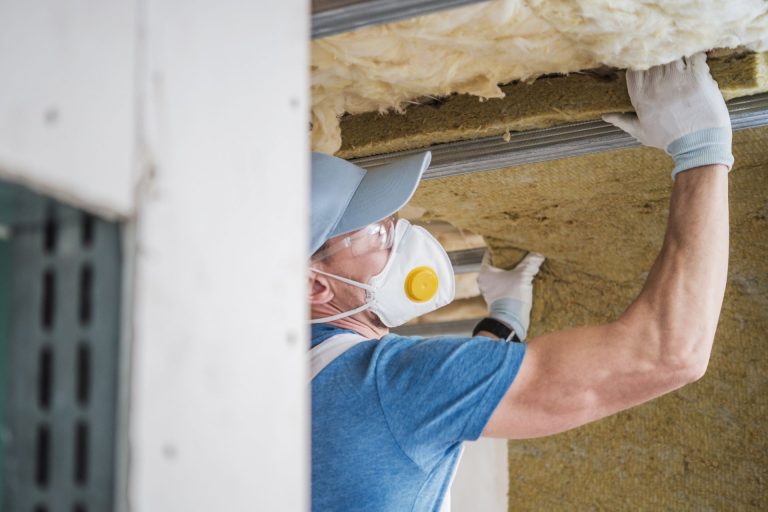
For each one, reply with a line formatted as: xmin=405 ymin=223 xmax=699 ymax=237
xmin=393 ymin=318 xmax=481 ymax=337
xmin=448 ymin=247 xmax=485 ymax=274
xmin=311 ymin=0 xmax=490 ymax=39
xmin=351 ymin=92 xmax=768 ymax=180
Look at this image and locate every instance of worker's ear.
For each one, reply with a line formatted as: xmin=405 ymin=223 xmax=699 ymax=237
xmin=308 ymin=270 xmax=334 ymax=305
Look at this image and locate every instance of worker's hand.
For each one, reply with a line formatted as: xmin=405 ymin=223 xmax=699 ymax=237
xmin=477 ymin=251 xmax=545 ymax=340
xmin=602 ymin=53 xmax=733 ymax=179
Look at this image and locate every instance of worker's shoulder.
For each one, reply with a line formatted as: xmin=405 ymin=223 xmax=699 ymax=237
xmin=379 ymin=332 xmax=502 ymax=346
xmin=376 ymin=332 xmax=471 ymax=348
xmin=372 ymin=332 xmax=520 ymax=364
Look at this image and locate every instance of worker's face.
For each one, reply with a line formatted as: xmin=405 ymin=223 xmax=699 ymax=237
xmin=309 ymin=219 xmax=395 ymax=327
xmin=318 ymin=239 xmax=391 ymax=283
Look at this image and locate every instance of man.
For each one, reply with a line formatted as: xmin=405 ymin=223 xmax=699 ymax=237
xmin=308 ymin=53 xmax=731 ymax=511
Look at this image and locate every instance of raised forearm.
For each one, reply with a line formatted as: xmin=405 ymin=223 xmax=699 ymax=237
xmin=483 ymin=58 xmax=735 ymax=440
xmin=482 ymin=165 xmax=730 ymax=439
xmin=620 ymin=164 xmax=729 ymax=373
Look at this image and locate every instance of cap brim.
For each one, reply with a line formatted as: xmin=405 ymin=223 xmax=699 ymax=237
xmin=330 ymin=151 xmax=431 ymax=239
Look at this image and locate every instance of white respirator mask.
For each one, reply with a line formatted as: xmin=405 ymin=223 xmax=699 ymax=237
xmin=310 ymin=219 xmax=455 ymax=328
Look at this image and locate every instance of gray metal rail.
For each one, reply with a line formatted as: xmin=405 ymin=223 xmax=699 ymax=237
xmin=351 ymin=92 xmax=768 ymax=180
xmin=393 ymin=318 xmax=481 ymax=337
xmin=449 ymin=247 xmax=485 ymax=274
xmin=312 ymin=0 xmax=490 ymax=39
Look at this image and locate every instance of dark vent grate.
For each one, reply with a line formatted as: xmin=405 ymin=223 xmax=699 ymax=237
xmin=1 ymin=184 xmax=121 ymax=512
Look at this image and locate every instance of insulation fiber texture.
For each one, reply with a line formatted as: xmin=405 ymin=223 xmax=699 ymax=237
xmin=408 ymin=127 xmax=768 ymax=510
xmin=337 ymin=52 xmax=768 ymax=158
xmin=311 ymin=0 xmax=768 ymax=154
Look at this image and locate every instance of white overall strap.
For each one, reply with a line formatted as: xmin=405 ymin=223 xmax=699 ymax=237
xmin=439 ymin=445 xmax=464 ymax=512
xmin=310 ymin=331 xmax=463 ymax=512
xmin=310 ymin=332 xmax=368 ymax=381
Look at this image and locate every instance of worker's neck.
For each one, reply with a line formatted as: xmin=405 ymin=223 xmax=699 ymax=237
xmin=327 ymin=315 xmax=388 ymax=340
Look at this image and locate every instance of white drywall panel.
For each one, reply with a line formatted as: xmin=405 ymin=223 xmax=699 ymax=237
xmin=452 ymin=438 xmax=509 ymax=512
xmin=128 ymin=0 xmax=310 ymax=511
xmin=0 ymin=0 xmax=136 ymax=217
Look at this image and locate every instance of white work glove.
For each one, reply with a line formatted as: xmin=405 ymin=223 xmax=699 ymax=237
xmin=477 ymin=251 xmax=545 ymax=340
xmin=602 ymin=53 xmax=733 ymax=180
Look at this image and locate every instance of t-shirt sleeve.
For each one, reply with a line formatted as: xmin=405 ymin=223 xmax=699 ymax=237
xmin=374 ymin=334 xmax=526 ymax=469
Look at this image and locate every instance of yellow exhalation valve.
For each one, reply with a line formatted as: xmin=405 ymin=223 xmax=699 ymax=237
xmin=404 ymin=266 xmax=439 ymax=303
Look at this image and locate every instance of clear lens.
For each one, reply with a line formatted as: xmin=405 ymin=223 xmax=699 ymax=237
xmin=313 ymin=216 xmax=396 ymax=261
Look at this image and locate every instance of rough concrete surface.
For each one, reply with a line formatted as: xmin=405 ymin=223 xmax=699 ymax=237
xmin=406 ymin=127 xmax=768 ymax=510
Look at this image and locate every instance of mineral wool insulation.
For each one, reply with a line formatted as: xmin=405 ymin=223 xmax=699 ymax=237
xmin=406 ymin=126 xmax=768 ymax=511
xmin=311 ymin=0 xmax=768 ymax=154
xmin=328 ymin=51 xmax=768 ymax=512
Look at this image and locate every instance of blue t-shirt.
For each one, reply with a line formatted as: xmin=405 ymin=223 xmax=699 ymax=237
xmin=311 ymin=323 xmax=526 ymax=511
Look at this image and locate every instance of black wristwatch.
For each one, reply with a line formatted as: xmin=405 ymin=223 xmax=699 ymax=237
xmin=472 ymin=317 xmax=522 ymax=342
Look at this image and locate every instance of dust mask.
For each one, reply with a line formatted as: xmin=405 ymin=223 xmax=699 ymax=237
xmin=310 ymin=219 xmax=455 ymax=327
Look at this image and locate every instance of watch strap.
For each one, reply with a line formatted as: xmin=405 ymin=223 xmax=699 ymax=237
xmin=472 ymin=317 xmax=522 ymax=342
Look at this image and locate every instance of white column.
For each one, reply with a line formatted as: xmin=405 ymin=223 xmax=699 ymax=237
xmin=452 ymin=438 xmax=510 ymax=512
xmin=127 ymin=0 xmax=310 ymax=510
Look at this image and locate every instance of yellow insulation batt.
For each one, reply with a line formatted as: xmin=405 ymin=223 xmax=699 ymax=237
xmin=404 ymin=126 xmax=768 ymax=510
xmin=321 ymin=10 xmax=768 ymax=506
xmin=337 ymin=51 xmax=768 ymax=158
xmin=311 ymin=0 xmax=768 ymax=154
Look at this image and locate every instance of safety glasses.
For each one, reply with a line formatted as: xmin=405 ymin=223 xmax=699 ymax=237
xmin=312 ymin=216 xmax=396 ymax=261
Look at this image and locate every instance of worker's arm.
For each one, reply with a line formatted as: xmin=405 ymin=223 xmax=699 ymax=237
xmin=482 ymin=54 xmax=733 ymax=439
xmin=482 ymin=164 xmax=727 ymax=438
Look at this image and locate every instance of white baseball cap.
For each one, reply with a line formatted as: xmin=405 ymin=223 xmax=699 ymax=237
xmin=310 ymin=151 xmax=432 ymax=255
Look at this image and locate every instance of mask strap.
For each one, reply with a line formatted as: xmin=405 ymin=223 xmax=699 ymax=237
xmin=308 ymin=267 xmax=375 ymax=324
xmin=309 ymin=302 xmax=372 ymax=324
xmin=309 ymin=267 xmax=375 ymax=292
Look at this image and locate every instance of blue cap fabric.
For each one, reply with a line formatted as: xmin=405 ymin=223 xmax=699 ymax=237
xmin=310 ymin=151 xmax=431 ymax=255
